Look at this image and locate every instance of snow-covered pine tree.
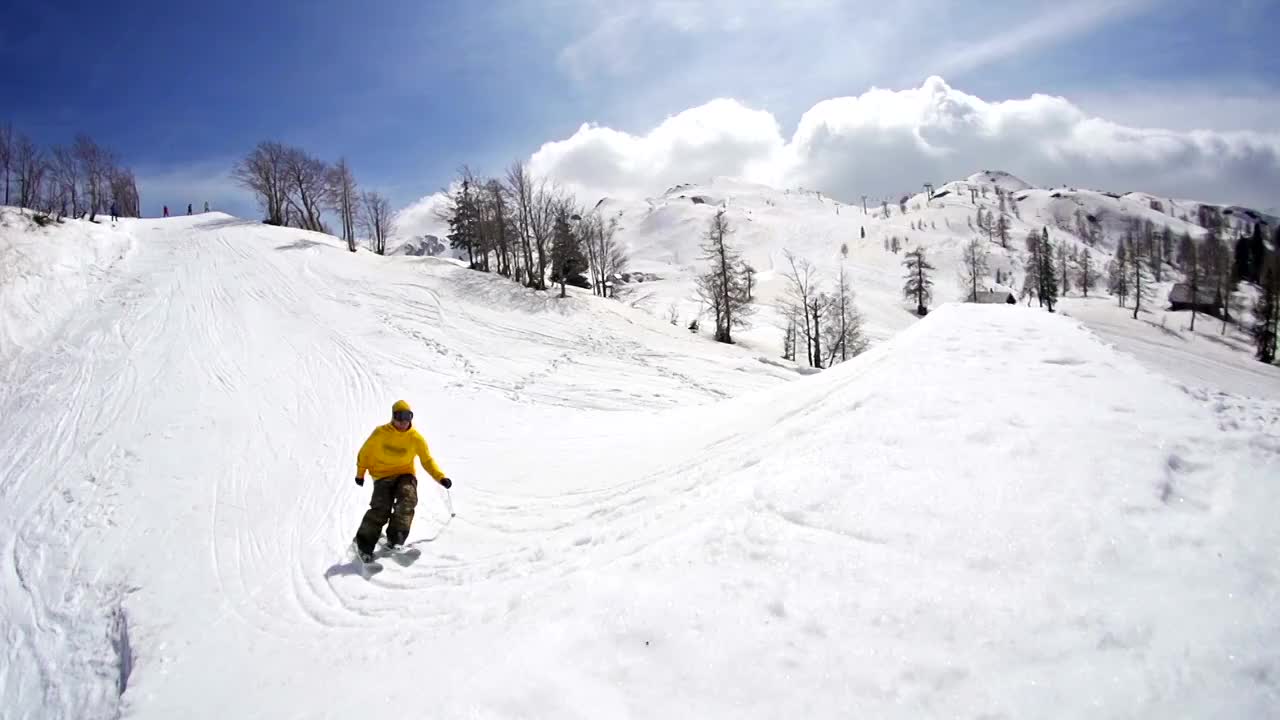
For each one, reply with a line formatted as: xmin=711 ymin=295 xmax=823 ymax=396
xmin=782 ymin=311 xmax=797 ymax=361
xmin=1021 ymin=229 xmax=1042 ymax=305
xmin=549 ymin=202 xmax=588 ymax=298
xmin=824 ymin=261 xmax=867 ymax=365
xmin=902 ymin=247 xmax=935 ymax=316
xmin=1177 ymin=230 xmax=1196 ymax=272
xmin=446 ymin=179 xmax=479 ymax=266
xmin=1235 ymin=230 xmax=1255 ymax=284
xmin=961 ymin=237 xmax=990 ymax=302
xmin=1039 ymin=227 xmax=1058 ymax=312
xmin=696 ymin=210 xmax=752 ymax=343
xmin=1077 ymin=248 xmax=1096 ymax=297
xmin=1127 ymin=231 xmax=1153 ymax=320
xmin=1204 ymin=232 xmax=1232 ymax=321
xmin=995 ymin=213 xmax=1009 ymax=248
xmin=1056 ymin=241 xmax=1071 ymax=296
xmin=1107 ymin=241 xmax=1129 ymax=307
xmin=1252 ymin=252 xmax=1279 ymax=363
xmin=1145 ymin=220 xmax=1163 ymax=282
xmin=1244 ymin=223 xmax=1268 ymax=283
xmin=1181 ymin=235 xmax=1204 ymax=331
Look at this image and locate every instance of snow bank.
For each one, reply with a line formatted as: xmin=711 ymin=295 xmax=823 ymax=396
xmin=0 ymin=208 xmax=136 ymax=357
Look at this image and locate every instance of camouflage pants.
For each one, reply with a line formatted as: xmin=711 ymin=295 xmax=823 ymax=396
xmin=354 ymin=474 xmax=418 ymax=553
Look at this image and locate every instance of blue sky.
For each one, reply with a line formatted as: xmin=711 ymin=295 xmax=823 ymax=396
xmin=3 ymin=0 xmax=1277 ymax=220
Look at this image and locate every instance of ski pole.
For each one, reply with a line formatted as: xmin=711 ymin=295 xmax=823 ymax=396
xmin=445 ymin=487 xmax=456 ymax=517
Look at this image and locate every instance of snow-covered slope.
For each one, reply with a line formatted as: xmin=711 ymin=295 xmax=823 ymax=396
xmin=2 ymin=212 xmax=1278 ymax=718
xmin=602 ymin=173 xmax=1279 ymax=396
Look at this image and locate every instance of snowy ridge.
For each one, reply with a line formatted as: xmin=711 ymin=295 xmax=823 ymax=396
xmin=597 ymin=172 xmax=1279 ymax=395
xmin=1 ymin=212 xmax=1278 ymax=718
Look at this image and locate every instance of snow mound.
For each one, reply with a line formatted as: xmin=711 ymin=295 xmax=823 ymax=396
xmin=965 ymin=170 xmax=1034 ymax=192
xmin=0 ymin=208 xmax=137 ymax=357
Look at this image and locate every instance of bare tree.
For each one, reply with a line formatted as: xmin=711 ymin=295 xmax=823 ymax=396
xmin=783 ymin=250 xmax=819 ymax=365
xmin=0 ymin=122 xmax=12 ymax=205
xmin=15 ymin=134 xmax=44 ymax=210
xmin=583 ymin=211 xmax=628 ymax=297
xmin=51 ymin=145 xmax=80 ymax=217
xmin=232 ymin=141 xmax=288 ymax=225
xmin=330 ymin=158 xmax=359 ymax=252
xmin=361 ymin=191 xmax=392 ymax=255
xmin=529 ymin=179 xmax=557 ymax=291
xmin=281 ymin=147 xmax=330 ymax=232
xmin=109 ymin=167 xmax=141 ymax=218
xmin=485 ymin=179 xmax=515 ymax=278
xmin=505 ymin=162 xmax=541 ymax=288
xmin=808 ymin=291 xmax=832 ymax=368
xmin=73 ymin=135 xmax=114 ymax=221
xmin=960 ymin=237 xmax=990 ymax=302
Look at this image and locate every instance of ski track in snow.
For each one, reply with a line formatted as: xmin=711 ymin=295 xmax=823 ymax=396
xmin=1 ymin=212 xmax=1278 ymax=719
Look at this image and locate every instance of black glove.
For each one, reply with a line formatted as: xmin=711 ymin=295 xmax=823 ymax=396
xmin=354 ymin=476 xmax=364 ymax=487
xmin=440 ymin=477 xmax=452 ymax=489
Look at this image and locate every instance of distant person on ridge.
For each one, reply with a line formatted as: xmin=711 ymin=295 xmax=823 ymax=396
xmin=187 ymin=203 xmax=192 ymax=215
xmin=204 ymin=201 xmax=209 ymax=213
xmin=351 ymin=400 xmax=452 ymax=563
xmin=163 ymin=205 xmax=169 ymax=217
xmin=110 ymin=202 xmax=118 ymax=221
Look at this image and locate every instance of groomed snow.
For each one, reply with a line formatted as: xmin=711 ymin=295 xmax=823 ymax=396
xmin=2 ymin=211 xmax=1277 ymax=718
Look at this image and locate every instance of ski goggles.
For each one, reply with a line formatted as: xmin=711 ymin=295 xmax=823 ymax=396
xmin=392 ymin=410 xmax=414 ymax=422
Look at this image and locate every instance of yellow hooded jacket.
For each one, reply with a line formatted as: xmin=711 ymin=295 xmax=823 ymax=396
xmin=356 ymin=404 xmax=446 ymax=481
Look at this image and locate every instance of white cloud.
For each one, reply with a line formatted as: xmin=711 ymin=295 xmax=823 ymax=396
xmin=527 ymin=98 xmax=785 ymax=201
xmin=512 ymin=77 xmax=1280 ymax=209
xmin=392 ymin=189 xmax=453 ymax=241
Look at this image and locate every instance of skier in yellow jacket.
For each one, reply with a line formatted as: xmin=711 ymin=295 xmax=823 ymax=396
xmin=351 ymin=400 xmax=452 ymax=562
